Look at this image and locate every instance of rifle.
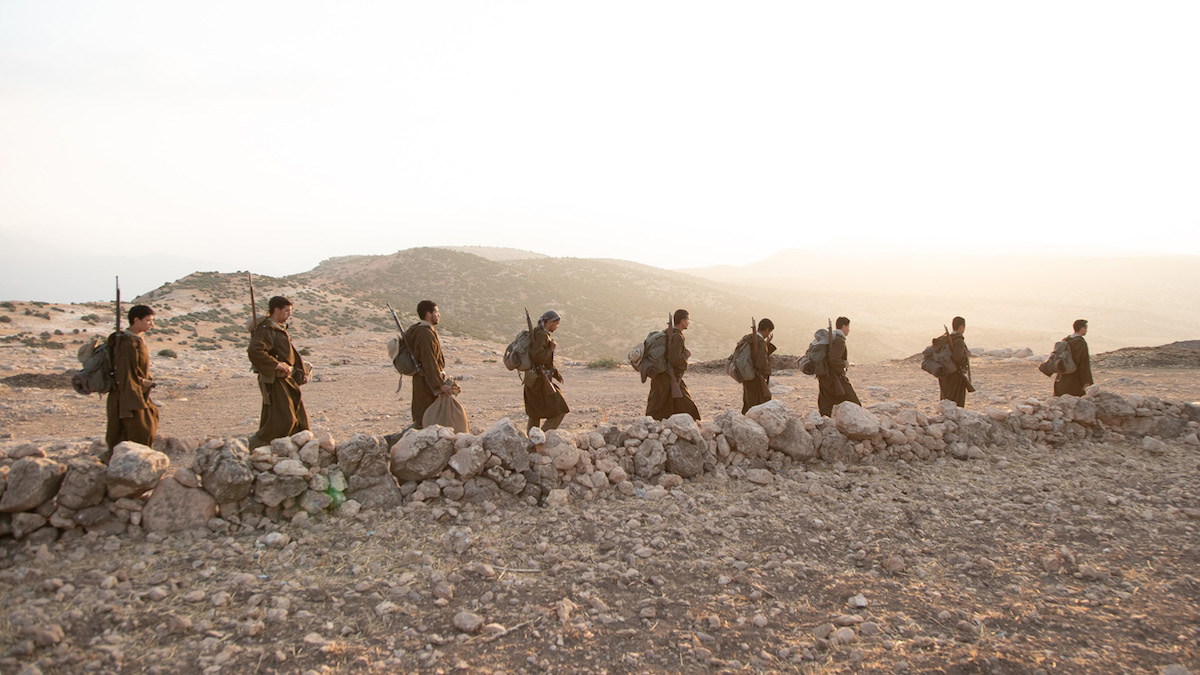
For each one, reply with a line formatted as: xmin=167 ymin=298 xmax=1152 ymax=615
xmin=113 ymin=277 xmax=122 ymax=380
xmin=664 ymin=312 xmax=683 ymax=398
xmin=526 ymin=308 xmax=555 ymax=389
xmin=247 ymin=272 xmax=258 ymax=333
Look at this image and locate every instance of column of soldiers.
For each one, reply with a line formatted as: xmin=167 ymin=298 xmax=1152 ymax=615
xmin=102 ymin=297 xmax=1095 ymax=452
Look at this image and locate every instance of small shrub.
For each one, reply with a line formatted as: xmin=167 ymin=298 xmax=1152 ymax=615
xmin=157 ymin=349 xmax=178 ymax=358
xmin=0 ymin=301 xmax=14 ymax=311
xmin=587 ymin=357 xmax=622 ymax=369
xmin=194 ymin=343 xmax=220 ymax=351
xmin=0 ymin=315 xmax=10 ymax=323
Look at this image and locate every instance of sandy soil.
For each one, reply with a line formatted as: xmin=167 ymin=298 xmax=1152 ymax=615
xmin=2 ymin=330 xmax=1199 ymax=673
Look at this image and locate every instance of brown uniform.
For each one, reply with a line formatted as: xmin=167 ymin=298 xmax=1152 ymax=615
xmin=1053 ymin=335 xmax=1093 ymax=397
xmin=524 ymin=324 xmax=569 ymax=430
xmin=739 ymin=332 xmax=777 ymax=414
xmin=105 ymin=330 xmax=159 ymax=451
xmin=818 ymin=331 xmax=861 ymax=417
xmin=247 ymin=318 xmax=309 ymax=449
xmin=938 ymin=332 xmax=971 ymax=407
xmin=404 ymin=321 xmax=447 ymax=428
xmin=646 ymin=327 xmax=700 ymax=421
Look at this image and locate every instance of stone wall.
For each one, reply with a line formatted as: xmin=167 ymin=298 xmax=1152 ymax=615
xmin=2 ymin=388 xmax=1198 ymax=543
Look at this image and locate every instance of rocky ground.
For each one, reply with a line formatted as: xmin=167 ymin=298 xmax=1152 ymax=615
xmin=1 ymin=328 xmax=1199 ymax=674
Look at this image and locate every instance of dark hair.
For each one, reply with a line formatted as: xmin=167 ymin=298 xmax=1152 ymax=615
xmin=1073 ymin=319 xmax=1088 ymax=333
xmin=128 ymin=305 xmax=154 ymax=323
xmin=952 ymin=316 xmax=965 ymax=331
xmin=835 ymin=316 xmax=850 ymax=329
xmin=673 ymin=309 xmax=689 ymax=326
xmin=757 ymin=318 xmax=774 ymax=332
xmin=268 ymin=296 xmax=292 ymax=312
xmin=417 ymin=300 xmax=438 ymax=321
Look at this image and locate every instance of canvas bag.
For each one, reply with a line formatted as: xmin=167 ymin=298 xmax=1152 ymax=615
xmin=422 ymin=394 xmax=470 ymax=433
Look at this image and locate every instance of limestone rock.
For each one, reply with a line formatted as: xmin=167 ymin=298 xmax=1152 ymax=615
xmin=833 ymin=403 xmax=880 ymax=440
xmin=336 ymin=434 xmax=391 ymax=478
xmin=545 ymin=489 xmax=569 ymax=507
xmin=254 ymin=473 xmax=308 ymax=508
xmin=0 ymin=457 xmax=67 ymax=513
xmin=193 ymin=439 xmax=255 ymax=504
xmin=11 ymin=512 xmax=48 ymax=538
xmin=273 ymin=459 xmax=309 ymax=477
xmin=346 ymin=474 xmax=403 ymax=510
xmin=391 ymin=427 xmax=455 ymax=482
xmin=106 ymin=442 xmax=169 ymax=499
xmin=728 ymin=416 xmax=770 ymax=458
xmin=634 ymin=439 xmax=666 ymax=479
xmin=746 ymin=469 xmax=774 ymax=485
xmin=142 ymin=472 xmax=217 ymax=532
xmin=663 ymin=413 xmax=705 ymax=445
xmin=57 ymin=459 xmax=108 ymax=512
xmin=447 ymin=444 xmax=488 ymax=480
xmin=768 ymin=416 xmax=817 ymax=461
xmin=481 ymin=418 xmax=531 ymax=473
xmin=299 ymin=489 xmax=333 ymax=513
xmin=745 ymin=400 xmax=789 ymax=437
xmin=665 ymin=436 xmax=706 ymax=478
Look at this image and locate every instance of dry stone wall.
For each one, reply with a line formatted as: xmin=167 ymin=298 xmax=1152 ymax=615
xmin=2 ymin=387 xmax=1198 ymax=544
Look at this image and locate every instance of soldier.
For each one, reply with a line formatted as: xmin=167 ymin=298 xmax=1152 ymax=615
xmin=404 ymin=300 xmax=453 ymax=428
xmin=247 ymin=296 xmax=310 ymax=449
xmin=1053 ymin=319 xmax=1093 ymax=397
xmin=525 ymin=310 xmax=570 ymax=432
xmin=818 ymin=316 xmax=861 ymax=416
xmin=646 ymin=309 xmax=700 ymax=421
xmin=939 ymin=316 xmax=972 ymax=407
xmin=739 ymin=318 xmax=777 ymax=414
xmin=106 ymin=304 xmax=160 ymax=453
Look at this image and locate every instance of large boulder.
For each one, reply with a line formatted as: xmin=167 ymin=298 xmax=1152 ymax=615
xmin=11 ymin=512 xmax=48 ymax=539
xmin=728 ymin=416 xmax=770 ymax=458
xmin=1089 ymin=391 xmax=1136 ymax=426
xmin=665 ymin=437 xmax=706 ymax=478
xmin=745 ymin=400 xmax=789 ymax=437
xmin=193 ymin=439 xmax=255 ymax=504
xmin=481 ymin=419 xmax=531 ymax=473
xmin=818 ymin=427 xmax=857 ymax=464
xmin=0 ymin=457 xmax=67 ymax=513
xmin=634 ymin=439 xmax=667 ymax=479
xmin=56 ymin=457 xmax=109 ymax=510
xmin=337 ymin=434 xmax=391 ymax=478
xmin=448 ymin=444 xmax=488 ymax=479
xmin=106 ymin=442 xmax=169 ymax=499
xmin=346 ymin=474 xmax=403 ymax=510
xmin=663 ymin=413 xmax=706 ymax=445
xmin=769 ymin=416 xmax=817 ymax=461
xmin=142 ymin=470 xmax=218 ymax=532
xmin=391 ymin=426 xmax=455 ymax=483
xmin=833 ymin=403 xmax=880 ymax=441
xmin=253 ymin=472 xmax=308 ymax=508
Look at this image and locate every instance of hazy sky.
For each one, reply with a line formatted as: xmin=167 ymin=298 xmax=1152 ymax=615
xmin=2 ymin=1 xmax=1198 ymax=297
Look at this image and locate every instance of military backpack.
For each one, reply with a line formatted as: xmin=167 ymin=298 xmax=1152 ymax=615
xmin=798 ymin=328 xmax=832 ymax=377
xmin=71 ymin=333 xmax=116 ymax=396
xmin=921 ymin=334 xmax=957 ymax=378
xmin=1038 ymin=336 xmax=1078 ymax=377
xmin=503 ymin=330 xmax=534 ymax=372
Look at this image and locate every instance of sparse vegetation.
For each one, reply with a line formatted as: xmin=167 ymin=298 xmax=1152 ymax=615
xmin=157 ymin=349 xmax=178 ymax=358
xmin=0 ymin=301 xmax=14 ymax=311
xmin=586 ymin=357 xmax=622 ymax=369
xmin=0 ymin=315 xmax=10 ymax=323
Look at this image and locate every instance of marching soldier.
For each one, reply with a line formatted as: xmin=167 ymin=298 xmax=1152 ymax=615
xmin=106 ymin=304 xmax=160 ymax=453
xmin=404 ymin=300 xmax=453 ymax=428
xmin=247 ymin=296 xmax=309 ymax=448
xmin=646 ymin=309 xmax=700 ymax=421
xmin=524 ymin=310 xmax=569 ymax=431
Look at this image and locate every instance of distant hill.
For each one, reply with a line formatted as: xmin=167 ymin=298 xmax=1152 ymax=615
xmin=111 ymin=248 xmax=896 ymax=362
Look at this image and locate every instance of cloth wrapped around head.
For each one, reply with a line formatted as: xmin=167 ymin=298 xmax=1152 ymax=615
xmin=539 ymin=310 xmax=562 ymax=326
